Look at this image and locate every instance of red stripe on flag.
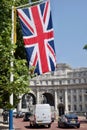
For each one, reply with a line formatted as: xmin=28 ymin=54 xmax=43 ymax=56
xmin=43 ymin=1 xmax=49 ymax=23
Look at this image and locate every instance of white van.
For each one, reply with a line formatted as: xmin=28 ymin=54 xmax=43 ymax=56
xmin=29 ymin=104 xmax=51 ymax=128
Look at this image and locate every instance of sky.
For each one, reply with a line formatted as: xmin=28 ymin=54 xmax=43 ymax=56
xmin=50 ymin=0 xmax=87 ymax=68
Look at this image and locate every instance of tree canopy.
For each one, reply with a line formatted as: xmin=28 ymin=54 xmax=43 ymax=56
xmin=83 ymin=44 xmax=87 ymax=50
xmin=0 ymin=0 xmax=38 ymax=109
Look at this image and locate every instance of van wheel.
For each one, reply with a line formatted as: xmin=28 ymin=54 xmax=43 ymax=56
xmin=48 ymin=124 xmax=51 ymax=128
xmin=58 ymin=122 xmax=60 ymax=128
xmin=35 ymin=124 xmax=38 ymax=128
xmin=77 ymin=125 xmax=80 ymax=128
xmin=30 ymin=121 xmax=32 ymax=128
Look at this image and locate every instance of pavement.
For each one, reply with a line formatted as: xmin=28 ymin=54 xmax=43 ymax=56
xmin=79 ymin=116 xmax=87 ymax=123
xmin=0 ymin=114 xmax=16 ymax=130
xmin=0 ymin=114 xmax=9 ymax=130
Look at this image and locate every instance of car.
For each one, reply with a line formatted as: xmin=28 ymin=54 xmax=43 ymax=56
xmin=15 ymin=111 xmax=24 ymax=118
xmin=58 ymin=113 xmax=80 ymax=128
xmin=13 ymin=112 xmax=17 ymax=117
xmin=23 ymin=112 xmax=32 ymax=121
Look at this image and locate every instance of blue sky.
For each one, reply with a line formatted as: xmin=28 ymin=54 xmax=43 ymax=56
xmin=50 ymin=0 xmax=87 ymax=68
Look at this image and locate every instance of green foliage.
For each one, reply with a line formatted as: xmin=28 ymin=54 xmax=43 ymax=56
xmin=83 ymin=44 xmax=87 ymax=50
xmin=0 ymin=0 xmax=38 ymax=109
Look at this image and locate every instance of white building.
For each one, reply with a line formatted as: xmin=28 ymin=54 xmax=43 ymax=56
xmin=18 ymin=63 xmax=87 ymax=116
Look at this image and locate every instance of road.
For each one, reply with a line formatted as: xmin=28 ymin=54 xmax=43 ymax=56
xmin=14 ymin=117 xmax=87 ymax=130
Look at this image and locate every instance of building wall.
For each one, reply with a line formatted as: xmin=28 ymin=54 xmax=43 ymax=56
xmin=19 ymin=63 xmax=87 ymax=115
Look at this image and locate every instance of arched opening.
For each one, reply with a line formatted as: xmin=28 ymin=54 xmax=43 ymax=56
xmin=21 ymin=93 xmax=36 ymax=109
xmin=42 ymin=93 xmax=54 ymax=106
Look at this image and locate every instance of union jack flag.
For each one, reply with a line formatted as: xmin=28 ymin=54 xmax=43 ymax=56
xmin=17 ymin=0 xmax=56 ymax=75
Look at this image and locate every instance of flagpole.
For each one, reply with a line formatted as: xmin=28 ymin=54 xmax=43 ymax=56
xmin=10 ymin=6 xmax=16 ymax=108
xmin=16 ymin=0 xmax=44 ymax=9
xmin=10 ymin=6 xmax=14 ymax=106
xmin=9 ymin=6 xmax=16 ymax=130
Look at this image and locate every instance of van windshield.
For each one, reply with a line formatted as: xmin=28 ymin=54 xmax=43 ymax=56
xmin=36 ymin=108 xmax=51 ymax=113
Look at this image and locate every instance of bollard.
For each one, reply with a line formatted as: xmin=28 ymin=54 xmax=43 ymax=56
xmin=9 ymin=109 xmax=13 ymax=130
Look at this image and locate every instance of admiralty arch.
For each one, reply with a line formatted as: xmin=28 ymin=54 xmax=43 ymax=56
xmin=18 ymin=63 xmax=87 ymax=116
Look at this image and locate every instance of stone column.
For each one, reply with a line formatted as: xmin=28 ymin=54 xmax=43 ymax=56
xmin=54 ymin=89 xmax=58 ymax=111
xmin=36 ymin=88 xmax=39 ymax=104
xmin=71 ymin=89 xmax=73 ymax=112
xmin=82 ymin=89 xmax=85 ymax=111
xmin=65 ymin=88 xmax=68 ymax=113
xmin=76 ymin=89 xmax=79 ymax=111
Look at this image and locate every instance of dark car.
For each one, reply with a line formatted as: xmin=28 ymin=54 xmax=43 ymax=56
xmin=23 ymin=112 xmax=32 ymax=121
xmin=15 ymin=111 xmax=24 ymax=118
xmin=58 ymin=113 xmax=80 ymax=128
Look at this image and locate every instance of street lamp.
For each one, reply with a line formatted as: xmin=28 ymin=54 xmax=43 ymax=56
xmin=60 ymin=97 xmax=63 ymax=103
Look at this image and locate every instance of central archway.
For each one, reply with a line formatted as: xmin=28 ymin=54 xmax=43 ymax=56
xmin=42 ymin=93 xmax=54 ymax=106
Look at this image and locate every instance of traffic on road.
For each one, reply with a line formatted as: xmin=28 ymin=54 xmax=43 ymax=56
xmin=14 ymin=117 xmax=87 ymax=130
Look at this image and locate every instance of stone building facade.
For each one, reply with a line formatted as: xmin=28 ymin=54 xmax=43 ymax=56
xmin=18 ymin=63 xmax=87 ymax=115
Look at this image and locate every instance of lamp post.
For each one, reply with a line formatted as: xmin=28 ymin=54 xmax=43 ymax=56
xmin=9 ymin=6 xmax=16 ymax=130
xmin=9 ymin=0 xmax=32 ymax=129
xmin=60 ymin=97 xmax=63 ymax=103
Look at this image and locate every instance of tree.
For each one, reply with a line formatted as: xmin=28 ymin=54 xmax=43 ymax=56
xmin=83 ymin=44 xmax=87 ymax=50
xmin=0 ymin=0 xmax=37 ymax=109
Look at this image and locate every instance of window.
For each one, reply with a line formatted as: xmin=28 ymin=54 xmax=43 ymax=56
xmin=70 ymin=79 xmax=73 ymax=84
xmin=73 ymin=89 xmax=76 ymax=93
xmin=76 ymin=79 xmax=79 ymax=84
xmin=59 ymin=80 xmax=62 ymax=85
xmin=85 ymin=89 xmax=87 ymax=93
xmin=85 ymin=104 xmax=87 ymax=110
xmin=60 ymin=90 xmax=62 ymax=93
xmin=73 ymin=95 xmax=77 ymax=102
xmin=79 ymin=89 xmax=82 ymax=93
xmin=68 ymin=89 xmax=71 ymax=93
xmin=81 ymin=78 xmax=85 ymax=83
xmin=84 ymin=95 xmax=87 ymax=101
xmin=67 ymin=80 xmax=70 ymax=84
xmin=51 ymin=80 xmax=54 ymax=85
xmin=68 ymin=105 xmax=71 ymax=111
xmin=74 ymin=105 xmax=77 ymax=111
xmin=73 ymin=79 xmax=75 ymax=84
xmin=79 ymin=105 xmax=82 ymax=111
xmin=79 ymin=95 xmax=82 ymax=102
xmin=68 ymin=96 xmax=71 ymax=102
xmin=78 ymin=73 xmax=81 ymax=77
